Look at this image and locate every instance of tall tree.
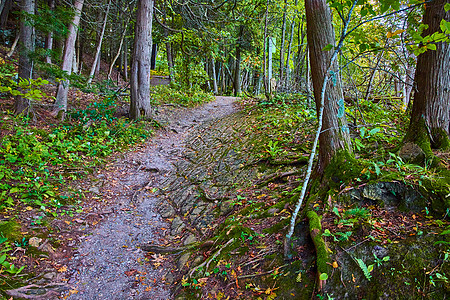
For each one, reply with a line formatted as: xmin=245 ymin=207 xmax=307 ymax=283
xmin=14 ymin=0 xmax=35 ymax=115
xmin=44 ymin=0 xmax=55 ymax=64
xmin=52 ymin=0 xmax=84 ymax=118
xmin=129 ymin=0 xmax=153 ymax=120
xmin=402 ymin=0 xmax=450 ymax=158
xmin=306 ymin=0 xmax=352 ymax=172
xmin=87 ymin=0 xmax=111 ymax=84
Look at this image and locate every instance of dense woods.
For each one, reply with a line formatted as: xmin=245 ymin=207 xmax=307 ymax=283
xmin=0 ymin=0 xmax=449 ymax=299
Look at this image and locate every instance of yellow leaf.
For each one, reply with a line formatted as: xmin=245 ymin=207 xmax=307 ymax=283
xmin=265 ymin=288 xmax=272 ymax=294
xmin=387 ymin=29 xmax=405 ymax=38
xmin=64 ymin=221 xmax=71 ymax=225
xmin=296 ymin=272 xmax=302 ymax=282
xmin=25 ymin=206 xmax=33 ymax=211
xmin=333 ymin=261 xmax=339 ymax=268
xmin=58 ymin=266 xmax=68 ymax=272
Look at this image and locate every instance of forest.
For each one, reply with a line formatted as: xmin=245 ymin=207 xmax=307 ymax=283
xmin=0 ymin=0 xmax=449 ymax=299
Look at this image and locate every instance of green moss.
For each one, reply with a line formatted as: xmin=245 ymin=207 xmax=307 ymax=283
xmin=323 ymin=150 xmax=367 ymax=190
xmin=263 ymin=218 xmax=289 ymax=234
xmin=420 ymin=168 xmax=450 ymax=214
xmin=0 ymin=221 xmax=22 ymax=241
xmin=430 ymin=127 xmax=450 ymax=150
xmin=306 ymin=210 xmax=328 ymax=275
xmin=403 ymin=117 xmax=437 ymax=164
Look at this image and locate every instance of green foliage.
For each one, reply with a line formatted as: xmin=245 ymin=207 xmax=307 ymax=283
xmin=172 ymin=55 xmax=210 ymax=92
xmin=150 ymin=85 xmax=214 ymax=107
xmin=265 ymin=140 xmax=282 ymax=158
xmin=0 ymin=96 xmax=151 ymax=212
xmin=0 ymin=76 xmax=49 ymax=104
xmin=355 ymin=257 xmax=374 ymax=281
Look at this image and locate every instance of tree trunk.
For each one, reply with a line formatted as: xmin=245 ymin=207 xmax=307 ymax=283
xmin=108 ymin=22 xmax=128 ymax=79
xmin=305 ymin=0 xmax=352 ymax=172
xmin=211 ymin=57 xmax=218 ymax=95
xmin=0 ymin=0 xmax=11 ymax=28
xmin=87 ymin=0 xmax=111 ymax=84
xmin=124 ymin=38 xmax=128 ymax=81
xmin=14 ymin=0 xmax=35 ymax=115
xmin=129 ymin=0 xmax=153 ymax=120
xmin=279 ymin=0 xmax=287 ymax=85
xmin=234 ymin=31 xmax=242 ymax=96
xmin=6 ymin=30 xmax=19 ymax=58
xmin=285 ymin=18 xmax=295 ymax=89
xmin=52 ymin=0 xmax=84 ymax=117
xmin=44 ymin=0 xmax=55 ymax=64
xmin=403 ymin=0 xmax=450 ymax=154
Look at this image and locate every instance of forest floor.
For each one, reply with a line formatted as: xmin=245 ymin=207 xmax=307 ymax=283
xmin=1 ymin=81 xmax=449 ymax=299
xmin=56 ymin=96 xmax=240 ymax=299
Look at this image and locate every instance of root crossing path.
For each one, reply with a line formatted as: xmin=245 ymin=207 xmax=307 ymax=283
xmin=64 ymin=97 xmax=239 ymax=300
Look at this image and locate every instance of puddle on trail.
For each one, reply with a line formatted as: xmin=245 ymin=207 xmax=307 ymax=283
xmin=63 ymin=97 xmax=238 ymax=300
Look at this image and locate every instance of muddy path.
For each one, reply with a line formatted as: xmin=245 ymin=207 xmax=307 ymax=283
xmin=62 ymin=96 xmax=239 ymax=300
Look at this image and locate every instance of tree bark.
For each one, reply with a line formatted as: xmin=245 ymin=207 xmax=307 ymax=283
xmin=305 ymin=0 xmax=352 ymax=172
xmin=279 ymin=0 xmax=287 ymax=85
xmin=44 ymin=0 xmax=55 ymax=64
xmin=403 ymin=0 xmax=450 ymax=153
xmin=52 ymin=0 xmax=84 ymax=117
xmin=87 ymin=0 xmax=111 ymax=84
xmin=6 ymin=30 xmax=19 ymax=58
xmin=129 ymin=0 xmax=154 ymax=120
xmin=211 ymin=57 xmax=218 ymax=95
xmin=14 ymin=0 xmax=35 ymax=115
xmin=234 ymin=26 xmax=243 ymax=96
xmin=108 ymin=22 xmax=128 ymax=79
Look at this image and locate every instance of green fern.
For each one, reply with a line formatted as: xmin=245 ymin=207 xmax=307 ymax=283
xmin=355 ymin=258 xmax=373 ymax=281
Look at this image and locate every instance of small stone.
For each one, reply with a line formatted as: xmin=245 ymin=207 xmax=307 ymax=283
xmin=43 ymin=272 xmax=57 ymax=280
xmin=267 ymin=208 xmax=280 ymax=215
xmin=88 ymin=186 xmax=100 ymax=195
xmin=183 ymin=234 xmax=197 ymax=245
xmin=28 ymin=237 xmax=42 ymax=248
xmin=192 ymin=256 xmax=203 ymax=267
xmin=40 ymin=243 xmax=55 ymax=254
xmin=171 ymin=217 xmax=186 ymax=235
xmin=177 ymin=253 xmax=191 ymax=269
xmin=165 ymin=272 xmax=175 ymax=284
xmin=161 ymin=205 xmax=175 ymax=218
xmin=398 ymin=142 xmax=425 ymax=164
xmin=219 ymin=200 xmax=233 ymax=216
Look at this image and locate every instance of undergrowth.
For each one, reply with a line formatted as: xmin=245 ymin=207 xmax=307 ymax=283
xmin=150 ymin=85 xmax=214 ymax=107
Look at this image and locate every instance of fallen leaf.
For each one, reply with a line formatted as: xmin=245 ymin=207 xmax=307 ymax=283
xmin=58 ymin=266 xmax=67 ymax=272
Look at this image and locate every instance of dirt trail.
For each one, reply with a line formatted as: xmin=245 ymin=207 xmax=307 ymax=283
xmin=64 ymin=97 xmax=239 ymax=300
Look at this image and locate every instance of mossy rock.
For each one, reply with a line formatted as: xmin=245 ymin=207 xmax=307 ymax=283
xmin=0 ymin=221 xmax=22 ymax=241
xmin=324 ymin=232 xmax=450 ymax=299
xmin=338 ymin=181 xmax=427 ymax=212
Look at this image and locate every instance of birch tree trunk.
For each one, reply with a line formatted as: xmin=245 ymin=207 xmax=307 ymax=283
xmin=87 ymin=0 xmax=111 ymax=84
xmin=129 ymin=0 xmax=153 ymax=120
xmin=14 ymin=0 xmax=35 ymax=115
xmin=211 ymin=57 xmax=218 ymax=95
xmin=52 ymin=0 xmax=84 ymax=118
xmin=44 ymin=0 xmax=55 ymax=64
xmin=108 ymin=22 xmax=128 ymax=79
xmin=306 ymin=0 xmax=352 ymax=172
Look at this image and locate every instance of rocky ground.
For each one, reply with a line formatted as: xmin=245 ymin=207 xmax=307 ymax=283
xmin=58 ymin=96 xmax=239 ymax=299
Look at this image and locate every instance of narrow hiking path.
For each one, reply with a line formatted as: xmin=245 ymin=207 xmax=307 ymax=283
xmin=62 ymin=97 xmax=239 ymax=300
